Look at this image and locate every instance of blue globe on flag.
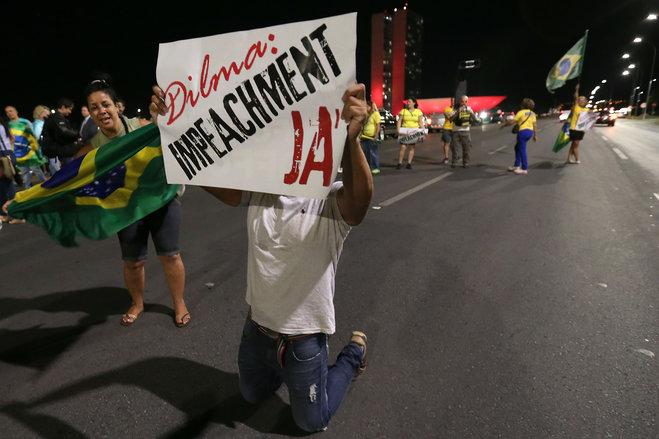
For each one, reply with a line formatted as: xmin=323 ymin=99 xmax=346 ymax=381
xmin=558 ymin=58 xmax=572 ymax=77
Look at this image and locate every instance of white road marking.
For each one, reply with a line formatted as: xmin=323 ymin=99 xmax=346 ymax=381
xmin=654 ymin=193 xmax=659 ymax=201
xmin=488 ymin=145 xmax=508 ymax=155
xmin=601 ymin=135 xmax=609 ymax=141
xmin=612 ymin=147 xmax=628 ymax=160
xmin=378 ymin=173 xmax=453 ymax=207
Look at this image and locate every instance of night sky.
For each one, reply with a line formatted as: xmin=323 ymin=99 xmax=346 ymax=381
xmin=3 ymin=0 xmax=656 ymax=126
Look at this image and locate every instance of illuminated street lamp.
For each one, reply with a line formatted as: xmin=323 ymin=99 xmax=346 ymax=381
xmin=648 ymin=13 xmax=657 ymax=20
xmin=633 ymin=36 xmax=657 ymax=119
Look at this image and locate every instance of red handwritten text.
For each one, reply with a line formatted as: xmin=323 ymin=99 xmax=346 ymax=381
xmin=164 ymin=35 xmax=275 ymax=125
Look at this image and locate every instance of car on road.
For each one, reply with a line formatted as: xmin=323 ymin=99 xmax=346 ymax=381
xmin=426 ymin=112 xmax=445 ymax=132
xmin=595 ymin=111 xmax=616 ymax=126
xmin=378 ymin=109 xmax=398 ymax=140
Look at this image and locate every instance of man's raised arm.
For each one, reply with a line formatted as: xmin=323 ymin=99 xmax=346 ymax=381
xmin=336 ymin=84 xmax=374 ymax=226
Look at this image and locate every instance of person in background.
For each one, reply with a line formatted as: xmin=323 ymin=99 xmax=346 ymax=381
xmin=566 ymin=83 xmax=587 ymax=164
xmin=448 ymin=95 xmax=478 ymax=168
xmin=79 ymin=105 xmax=99 ymax=145
xmin=116 ymin=98 xmax=126 ymax=116
xmin=41 ymin=98 xmax=80 ymax=167
xmin=0 ymin=116 xmax=21 ymax=224
xmin=441 ymin=99 xmax=454 ymax=164
xmin=396 ymin=97 xmax=424 ymax=169
xmin=151 ymin=83 xmax=372 ymax=432
xmin=360 ymin=101 xmax=381 ymax=174
xmin=5 ymin=105 xmax=46 ymax=189
xmin=77 ymin=74 xmax=189 ymax=328
xmin=32 ymin=105 xmax=57 ymax=176
xmin=500 ymin=98 xmax=537 ymax=175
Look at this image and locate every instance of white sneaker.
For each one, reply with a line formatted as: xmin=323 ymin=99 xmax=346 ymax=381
xmin=508 ymin=166 xmax=519 ymax=172
xmin=514 ymin=169 xmax=528 ymax=175
xmin=575 ymin=160 xmax=581 ymax=164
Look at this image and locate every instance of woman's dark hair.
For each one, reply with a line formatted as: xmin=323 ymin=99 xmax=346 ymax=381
xmin=407 ymin=97 xmax=418 ymax=108
xmin=521 ymin=98 xmax=535 ymax=110
xmin=84 ymin=72 xmax=119 ymax=104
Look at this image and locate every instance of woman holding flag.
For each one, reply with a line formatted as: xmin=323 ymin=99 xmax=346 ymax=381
xmin=77 ymin=74 xmax=190 ymax=328
xmin=566 ymin=83 xmax=588 ymax=164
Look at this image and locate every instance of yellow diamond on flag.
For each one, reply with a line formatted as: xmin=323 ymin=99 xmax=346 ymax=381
xmin=553 ymin=54 xmax=582 ymax=80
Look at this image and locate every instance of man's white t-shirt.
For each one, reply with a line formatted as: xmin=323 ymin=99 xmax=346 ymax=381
xmin=245 ymin=182 xmax=351 ymax=335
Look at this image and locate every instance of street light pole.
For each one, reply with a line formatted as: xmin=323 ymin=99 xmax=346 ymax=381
xmin=642 ymin=43 xmax=656 ymax=119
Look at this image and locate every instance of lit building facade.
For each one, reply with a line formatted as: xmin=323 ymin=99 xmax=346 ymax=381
xmin=370 ymin=7 xmax=424 ymax=115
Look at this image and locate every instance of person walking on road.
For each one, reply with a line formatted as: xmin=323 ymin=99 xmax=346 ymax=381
xmin=77 ymin=74 xmax=190 ymax=328
xmin=396 ymin=97 xmax=424 ymax=169
xmin=79 ymin=105 xmax=99 ymax=145
xmin=566 ymin=83 xmax=588 ymax=164
xmin=0 ymin=116 xmax=21 ymax=224
xmin=150 ymin=83 xmax=372 ymax=433
xmin=32 ymin=105 xmax=57 ymax=176
xmin=360 ymin=101 xmax=381 ymax=174
xmin=5 ymin=105 xmax=46 ymax=189
xmin=441 ymin=99 xmax=454 ymax=164
xmin=448 ymin=95 xmax=478 ymax=168
xmin=40 ymin=99 xmax=81 ymax=168
xmin=500 ymin=98 xmax=537 ymax=175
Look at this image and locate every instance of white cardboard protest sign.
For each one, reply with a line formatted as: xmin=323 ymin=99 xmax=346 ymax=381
xmin=576 ymin=111 xmax=597 ymax=131
xmin=156 ymin=13 xmax=356 ymax=199
xmin=398 ymin=127 xmax=428 ymax=144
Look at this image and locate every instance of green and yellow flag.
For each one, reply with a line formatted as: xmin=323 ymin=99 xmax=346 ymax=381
xmin=546 ymin=31 xmax=588 ymax=93
xmin=552 ymin=121 xmax=571 ymax=152
xmin=8 ymin=123 xmax=180 ymax=247
xmin=9 ymin=119 xmax=46 ymax=167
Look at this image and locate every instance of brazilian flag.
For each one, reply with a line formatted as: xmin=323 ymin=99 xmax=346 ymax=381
xmin=8 ymin=123 xmax=180 ymax=247
xmin=552 ymin=121 xmax=571 ymax=153
xmin=546 ymin=31 xmax=588 ymax=93
xmin=9 ymin=119 xmax=46 ymax=167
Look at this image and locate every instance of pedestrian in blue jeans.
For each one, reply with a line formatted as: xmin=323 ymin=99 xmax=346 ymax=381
xmin=360 ymin=101 xmax=381 ymax=174
xmin=501 ymin=98 xmax=537 ymax=175
xmin=152 ymin=83 xmax=374 ymax=432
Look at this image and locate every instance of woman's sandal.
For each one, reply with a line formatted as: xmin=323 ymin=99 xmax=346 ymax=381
xmin=120 ymin=313 xmax=138 ymax=326
xmin=175 ymin=313 xmax=191 ymax=328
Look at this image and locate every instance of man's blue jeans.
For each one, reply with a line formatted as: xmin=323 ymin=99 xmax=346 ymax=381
xmin=238 ymin=317 xmax=363 ymax=432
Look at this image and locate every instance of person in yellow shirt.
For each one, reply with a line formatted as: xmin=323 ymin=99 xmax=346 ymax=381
xmin=500 ymin=98 xmax=537 ymax=174
xmin=396 ymin=97 xmax=424 ymax=169
xmin=567 ymin=83 xmax=588 ymax=164
xmin=360 ymin=101 xmax=381 ymax=174
xmin=441 ymin=99 xmax=454 ymax=164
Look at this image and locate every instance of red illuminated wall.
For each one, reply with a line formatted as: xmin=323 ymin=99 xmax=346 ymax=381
xmin=416 ymin=96 xmax=507 ymax=114
xmin=370 ymin=13 xmax=384 ymax=108
xmin=391 ymin=9 xmax=407 ymax=115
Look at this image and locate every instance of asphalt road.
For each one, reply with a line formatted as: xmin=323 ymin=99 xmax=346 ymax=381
xmin=1 ymin=117 xmax=657 ymax=438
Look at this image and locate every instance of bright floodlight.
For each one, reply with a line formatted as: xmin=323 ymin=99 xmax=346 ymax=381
xmin=622 ymin=53 xmax=630 ymax=59
xmin=633 ymin=37 xmax=643 ymax=43
xmin=647 ymin=13 xmax=657 ymax=20
xmin=601 ymin=79 xmax=607 ymax=83
xmin=623 ymin=70 xmax=630 ymax=75
xmin=629 ymin=64 xmax=636 ymax=69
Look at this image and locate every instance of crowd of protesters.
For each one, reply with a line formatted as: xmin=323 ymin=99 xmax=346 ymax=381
xmin=0 ymin=100 xmax=101 ymax=224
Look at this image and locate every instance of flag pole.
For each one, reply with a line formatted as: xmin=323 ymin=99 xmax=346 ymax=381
xmin=576 ymin=30 xmax=589 ymax=86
